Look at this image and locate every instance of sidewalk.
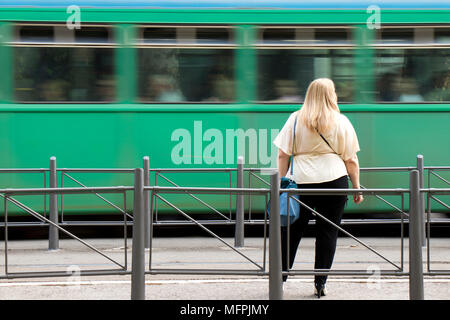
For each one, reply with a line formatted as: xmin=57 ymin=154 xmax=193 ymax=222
xmin=0 ymin=237 xmax=449 ymax=300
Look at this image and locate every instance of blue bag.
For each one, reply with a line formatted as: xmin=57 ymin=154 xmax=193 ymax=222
xmin=278 ymin=177 xmax=300 ymax=226
xmin=268 ymin=116 xmax=300 ymax=226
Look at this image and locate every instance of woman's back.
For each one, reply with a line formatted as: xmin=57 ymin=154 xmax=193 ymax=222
xmin=273 ymin=111 xmax=359 ymax=184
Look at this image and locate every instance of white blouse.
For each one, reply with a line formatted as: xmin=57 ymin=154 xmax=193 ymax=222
xmin=273 ymin=111 xmax=360 ymax=184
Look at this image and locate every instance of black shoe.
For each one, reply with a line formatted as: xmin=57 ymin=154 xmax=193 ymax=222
xmin=314 ymin=283 xmax=327 ymax=298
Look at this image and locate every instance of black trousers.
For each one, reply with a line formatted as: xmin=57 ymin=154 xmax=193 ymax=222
xmin=281 ymin=175 xmax=348 ymax=285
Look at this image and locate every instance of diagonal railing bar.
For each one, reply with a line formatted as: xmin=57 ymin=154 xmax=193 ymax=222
xmin=0 ymin=194 xmax=46 ymax=226
xmin=154 ymin=193 xmax=264 ymax=271
xmin=430 ymin=195 xmax=450 ymax=210
xmin=430 ymin=171 xmax=450 ymax=186
xmin=0 ymin=193 xmax=126 ymax=270
xmin=249 ymin=171 xmax=270 ymax=186
xmin=62 ymin=172 xmax=134 ymax=220
xmin=360 ymin=184 xmax=409 ymax=218
xmin=289 ymin=194 xmax=402 ymax=271
xmin=156 ymin=172 xmax=231 ymax=221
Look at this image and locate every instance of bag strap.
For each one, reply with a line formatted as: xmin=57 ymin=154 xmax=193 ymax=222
xmin=316 ymin=129 xmax=337 ymax=155
xmin=290 ymin=116 xmax=298 ymax=176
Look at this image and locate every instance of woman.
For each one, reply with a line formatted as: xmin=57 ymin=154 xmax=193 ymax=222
xmin=273 ymin=78 xmax=363 ymax=298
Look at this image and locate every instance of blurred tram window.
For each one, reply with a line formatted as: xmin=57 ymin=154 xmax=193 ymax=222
xmin=75 ymin=27 xmax=113 ymax=44
xmin=18 ymin=25 xmax=54 ymax=42
xmin=258 ymin=26 xmax=352 ymax=46
xmin=142 ymin=27 xmax=177 ymax=44
xmin=435 ymin=28 xmax=450 ymax=44
xmin=256 ymin=26 xmax=354 ymax=103
xmin=375 ymin=49 xmax=450 ymax=103
xmin=12 ymin=24 xmax=116 ymax=103
xmin=257 ymin=49 xmax=354 ymax=103
xmin=375 ymin=26 xmax=450 ymax=103
xmin=137 ymin=26 xmax=235 ymax=103
xmin=377 ymin=28 xmax=415 ymax=45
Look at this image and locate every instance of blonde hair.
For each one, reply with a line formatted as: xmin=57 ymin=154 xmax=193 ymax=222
xmin=297 ymin=78 xmax=340 ymax=133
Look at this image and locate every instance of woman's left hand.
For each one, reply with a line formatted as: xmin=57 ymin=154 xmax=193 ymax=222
xmin=353 ymin=193 xmax=364 ymax=204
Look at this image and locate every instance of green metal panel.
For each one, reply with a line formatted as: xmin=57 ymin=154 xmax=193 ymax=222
xmin=0 ymin=8 xmax=449 ymax=25
xmin=0 ymin=109 xmax=448 ymax=215
xmin=0 ymin=104 xmax=449 ymax=113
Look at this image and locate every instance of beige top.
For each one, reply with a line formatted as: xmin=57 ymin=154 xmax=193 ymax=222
xmin=273 ymin=111 xmax=360 ymax=184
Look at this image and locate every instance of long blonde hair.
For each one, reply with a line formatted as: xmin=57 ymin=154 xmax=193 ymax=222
xmin=297 ymin=78 xmax=340 ymax=133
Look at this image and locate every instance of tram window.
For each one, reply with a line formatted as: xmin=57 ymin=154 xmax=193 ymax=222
xmin=138 ymin=49 xmax=234 ymax=102
xmin=18 ymin=26 xmax=54 ymax=42
xmin=140 ymin=26 xmax=232 ymax=45
xmin=15 ymin=25 xmax=113 ymax=44
xmin=196 ymin=28 xmax=231 ymax=44
xmin=435 ymin=28 xmax=450 ymax=43
xmin=377 ymin=28 xmax=415 ymax=44
xmin=75 ymin=27 xmax=111 ymax=43
xmin=142 ymin=27 xmax=177 ymax=43
xmin=315 ymin=29 xmax=349 ymax=42
xmin=259 ymin=27 xmax=352 ymax=45
xmin=262 ymin=28 xmax=295 ymax=42
xmin=375 ymin=49 xmax=449 ymax=102
xmin=14 ymin=47 xmax=116 ymax=102
xmin=257 ymin=49 xmax=354 ymax=103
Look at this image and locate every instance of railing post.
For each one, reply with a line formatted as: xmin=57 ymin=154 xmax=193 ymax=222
xmin=234 ymin=156 xmax=244 ymax=247
xmin=409 ymin=169 xmax=424 ymax=300
xmin=269 ymin=170 xmax=283 ymax=300
xmin=416 ymin=155 xmax=426 ymax=247
xmin=131 ymin=168 xmax=145 ymax=300
xmin=143 ymin=156 xmax=150 ymax=249
xmin=48 ymin=156 xmax=59 ymax=251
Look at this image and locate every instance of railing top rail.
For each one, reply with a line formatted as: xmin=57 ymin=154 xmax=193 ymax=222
xmin=145 ymin=186 xmax=411 ymax=196
xmin=0 ymin=169 xmax=48 ymax=173
xmin=1 ymin=186 xmax=446 ymax=197
xmin=284 ymin=188 xmax=410 ymax=195
xmin=0 ymin=165 xmax=449 ymax=174
xmin=360 ymin=167 xmax=416 ymax=172
xmin=147 ymin=186 xmax=270 ymax=195
xmin=0 ymin=186 xmax=133 ymax=195
xmin=421 ymin=188 xmax=450 ymax=195
xmin=59 ymin=168 xmax=135 ymax=173
xmin=246 ymin=167 xmax=417 ymax=172
xmin=151 ymin=168 xmax=237 ymax=172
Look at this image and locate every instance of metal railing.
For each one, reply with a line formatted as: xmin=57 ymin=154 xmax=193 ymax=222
xmin=132 ymin=168 xmax=449 ymax=300
xmin=2 ymin=155 xmax=448 ymax=246
xmin=0 ymin=155 xmax=449 ymax=300
xmin=426 ymin=166 xmax=450 ymax=275
xmin=1 ymin=185 xmax=132 ymax=279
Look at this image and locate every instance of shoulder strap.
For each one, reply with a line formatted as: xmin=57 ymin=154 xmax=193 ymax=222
xmin=290 ymin=116 xmax=298 ymax=176
xmin=316 ymin=129 xmax=337 ymax=154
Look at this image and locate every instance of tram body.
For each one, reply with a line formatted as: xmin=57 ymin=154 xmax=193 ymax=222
xmin=0 ymin=1 xmax=449 ymax=218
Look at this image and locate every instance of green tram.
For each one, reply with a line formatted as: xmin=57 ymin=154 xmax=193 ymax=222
xmin=0 ymin=1 xmax=449 ymax=222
